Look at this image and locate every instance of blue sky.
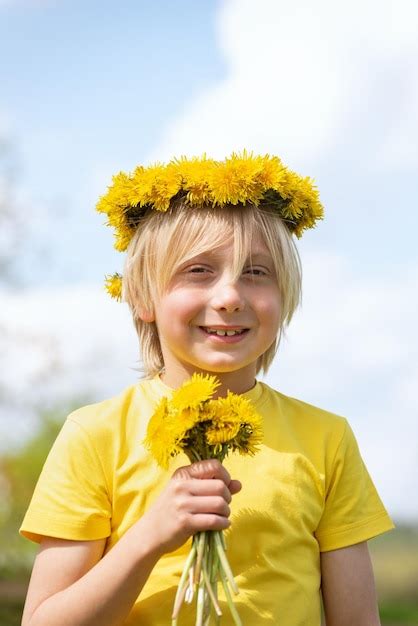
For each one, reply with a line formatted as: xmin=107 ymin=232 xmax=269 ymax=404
xmin=1 ymin=0 xmax=417 ymax=521
xmin=1 ymin=0 xmax=417 ymax=285
xmin=1 ymin=0 xmax=224 ymax=282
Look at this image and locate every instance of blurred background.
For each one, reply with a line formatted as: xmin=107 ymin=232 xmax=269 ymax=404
xmin=0 ymin=1 xmax=417 ymax=624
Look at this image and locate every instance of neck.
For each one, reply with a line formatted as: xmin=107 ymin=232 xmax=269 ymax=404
xmin=159 ymin=366 xmax=257 ymax=397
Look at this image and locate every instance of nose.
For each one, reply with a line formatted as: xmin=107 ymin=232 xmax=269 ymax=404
xmin=210 ymin=280 xmax=245 ymax=313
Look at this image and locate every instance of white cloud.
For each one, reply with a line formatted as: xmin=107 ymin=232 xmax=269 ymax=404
xmin=264 ymin=251 xmax=418 ymax=520
xmin=149 ymin=0 xmax=418 ymax=170
xmin=0 ymin=285 xmax=140 ymax=450
xmin=375 ymin=75 xmax=418 ymax=170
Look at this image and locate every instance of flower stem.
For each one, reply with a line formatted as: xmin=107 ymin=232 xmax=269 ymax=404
xmin=194 ymin=531 xmax=206 ymax=584
xmin=186 ymin=564 xmax=195 ymax=603
xmin=172 ymin=542 xmax=197 ymax=622
xmin=210 ymin=541 xmax=221 ymax=626
xmin=220 ymin=530 xmax=227 ymax=550
xmin=219 ymin=565 xmax=243 ymax=626
xmin=214 ymin=531 xmax=239 ymax=594
xmin=202 ymin=561 xmax=222 ymax=616
xmin=196 ymin=548 xmax=207 ymax=626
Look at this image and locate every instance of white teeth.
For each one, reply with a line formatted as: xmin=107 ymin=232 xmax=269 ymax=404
xmin=204 ymin=328 xmax=245 ymax=336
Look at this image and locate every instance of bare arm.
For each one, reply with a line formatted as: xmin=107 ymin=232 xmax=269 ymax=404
xmin=22 ymin=459 xmax=241 ymax=626
xmin=22 ymin=515 xmax=163 ymax=626
xmin=320 ymin=541 xmax=381 ymax=626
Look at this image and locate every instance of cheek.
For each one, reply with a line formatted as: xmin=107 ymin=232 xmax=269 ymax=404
xmin=163 ymin=290 xmax=202 ymax=319
xmin=258 ymin=304 xmax=282 ymax=338
xmin=257 ymin=293 xmax=281 ymax=319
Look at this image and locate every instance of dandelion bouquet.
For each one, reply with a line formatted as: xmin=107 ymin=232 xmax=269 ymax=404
xmin=143 ymin=373 xmax=263 ymax=626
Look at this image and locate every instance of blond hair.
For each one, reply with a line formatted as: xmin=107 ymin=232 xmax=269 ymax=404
xmin=123 ymin=201 xmax=302 ymax=379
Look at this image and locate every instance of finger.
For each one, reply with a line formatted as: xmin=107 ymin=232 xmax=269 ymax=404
xmin=174 ymin=459 xmax=231 ymax=485
xmin=229 ymin=479 xmax=242 ymax=495
xmin=189 ymin=513 xmax=231 ymax=532
xmin=190 ymin=459 xmax=231 ymax=484
xmin=188 ymin=496 xmax=230 ymax=517
xmin=188 ymin=478 xmax=232 ymax=503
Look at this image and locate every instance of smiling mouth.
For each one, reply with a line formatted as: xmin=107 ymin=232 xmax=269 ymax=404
xmin=199 ymin=327 xmax=249 ymax=337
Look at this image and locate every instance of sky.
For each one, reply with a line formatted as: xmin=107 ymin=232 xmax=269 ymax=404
xmin=0 ymin=0 xmax=417 ymax=522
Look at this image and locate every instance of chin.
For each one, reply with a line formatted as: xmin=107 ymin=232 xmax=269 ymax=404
xmin=194 ymin=361 xmax=253 ymax=374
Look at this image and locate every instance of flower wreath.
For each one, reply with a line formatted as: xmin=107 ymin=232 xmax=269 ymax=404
xmin=95 ymin=150 xmax=324 ymax=300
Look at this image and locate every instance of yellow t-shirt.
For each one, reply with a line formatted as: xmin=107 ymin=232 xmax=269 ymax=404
xmin=20 ymin=376 xmax=394 ymax=625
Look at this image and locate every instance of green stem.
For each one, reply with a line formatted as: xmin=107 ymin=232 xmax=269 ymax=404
xmin=186 ymin=561 xmax=195 ymax=604
xmin=202 ymin=560 xmax=222 ymax=616
xmin=220 ymin=530 xmax=227 ymax=551
xmin=171 ymin=542 xmax=197 ymax=622
xmin=196 ymin=550 xmax=206 ymax=626
xmin=210 ymin=534 xmax=221 ymax=625
xmin=211 ymin=540 xmax=219 ymax=581
xmin=214 ymin=531 xmax=239 ymax=594
xmin=202 ymin=548 xmax=211 ymax=625
xmin=188 ymin=448 xmax=202 ymax=463
xmin=194 ymin=531 xmax=206 ymax=585
xmin=219 ymin=566 xmax=243 ymax=626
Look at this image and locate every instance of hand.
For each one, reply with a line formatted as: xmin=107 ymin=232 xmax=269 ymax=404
xmin=143 ymin=459 xmax=242 ymax=555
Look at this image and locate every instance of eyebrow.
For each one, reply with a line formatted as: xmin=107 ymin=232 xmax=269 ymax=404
xmin=187 ymin=250 xmax=273 ymax=263
xmin=247 ymin=252 xmax=272 ymax=261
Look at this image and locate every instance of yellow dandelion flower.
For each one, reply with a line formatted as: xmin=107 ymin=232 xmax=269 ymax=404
xmin=96 ymin=151 xmax=324 ymax=297
xmin=175 ymin=156 xmax=214 ymax=206
xmin=256 ymin=155 xmax=285 ymax=189
xmin=143 ymin=397 xmax=184 ymax=469
xmin=149 ymin=162 xmax=183 ymax=211
xmin=104 ymin=273 xmax=123 ymax=301
xmin=96 ymin=171 xmax=132 ymax=215
xmin=143 ymin=373 xmax=264 ymax=467
xmin=233 ymin=423 xmax=264 ymax=456
xmin=171 ymin=373 xmax=220 ymax=412
xmin=144 ymin=396 xmax=169 ymax=439
xmin=129 ymin=163 xmax=181 ymax=212
xmin=214 ymin=393 xmax=264 ymax=456
xmin=196 ymin=401 xmax=217 ymax=423
xmin=169 ymin=406 xmax=202 ymax=444
xmin=208 ymin=151 xmax=263 ymax=206
xmin=205 ymin=421 xmax=241 ymax=446
xmin=213 ymin=393 xmax=249 ymax=421
xmin=114 ymin=224 xmax=136 ymax=252
xmin=149 ymin=431 xmax=183 ymax=469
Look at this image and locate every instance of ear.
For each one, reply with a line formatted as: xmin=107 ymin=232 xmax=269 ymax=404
xmin=138 ymin=307 xmax=155 ymax=323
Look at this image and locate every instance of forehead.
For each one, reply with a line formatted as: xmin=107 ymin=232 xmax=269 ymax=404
xmin=189 ymin=234 xmax=272 ymax=260
xmin=148 ymin=206 xmax=282 ymax=296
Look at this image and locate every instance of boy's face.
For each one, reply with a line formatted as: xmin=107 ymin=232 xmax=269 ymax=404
xmin=142 ymin=232 xmax=281 ymax=393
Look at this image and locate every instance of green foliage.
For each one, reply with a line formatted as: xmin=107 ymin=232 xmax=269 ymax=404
xmin=0 ymin=395 xmax=92 ymax=581
xmin=0 ymin=600 xmax=24 ymax=626
xmin=370 ymin=525 xmax=418 ymax=606
xmin=380 ymin=602 xmax=418 ymax=624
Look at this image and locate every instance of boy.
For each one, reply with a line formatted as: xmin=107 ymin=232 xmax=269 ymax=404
xmin=20 ymin=152 xmax=394 ymax=625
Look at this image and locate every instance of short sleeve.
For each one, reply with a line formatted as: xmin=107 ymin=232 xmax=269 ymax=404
xmin=315 ymin=419 xmax=395 ymax=552
xmin=19 ymin=418 xmax=112 ymax=544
